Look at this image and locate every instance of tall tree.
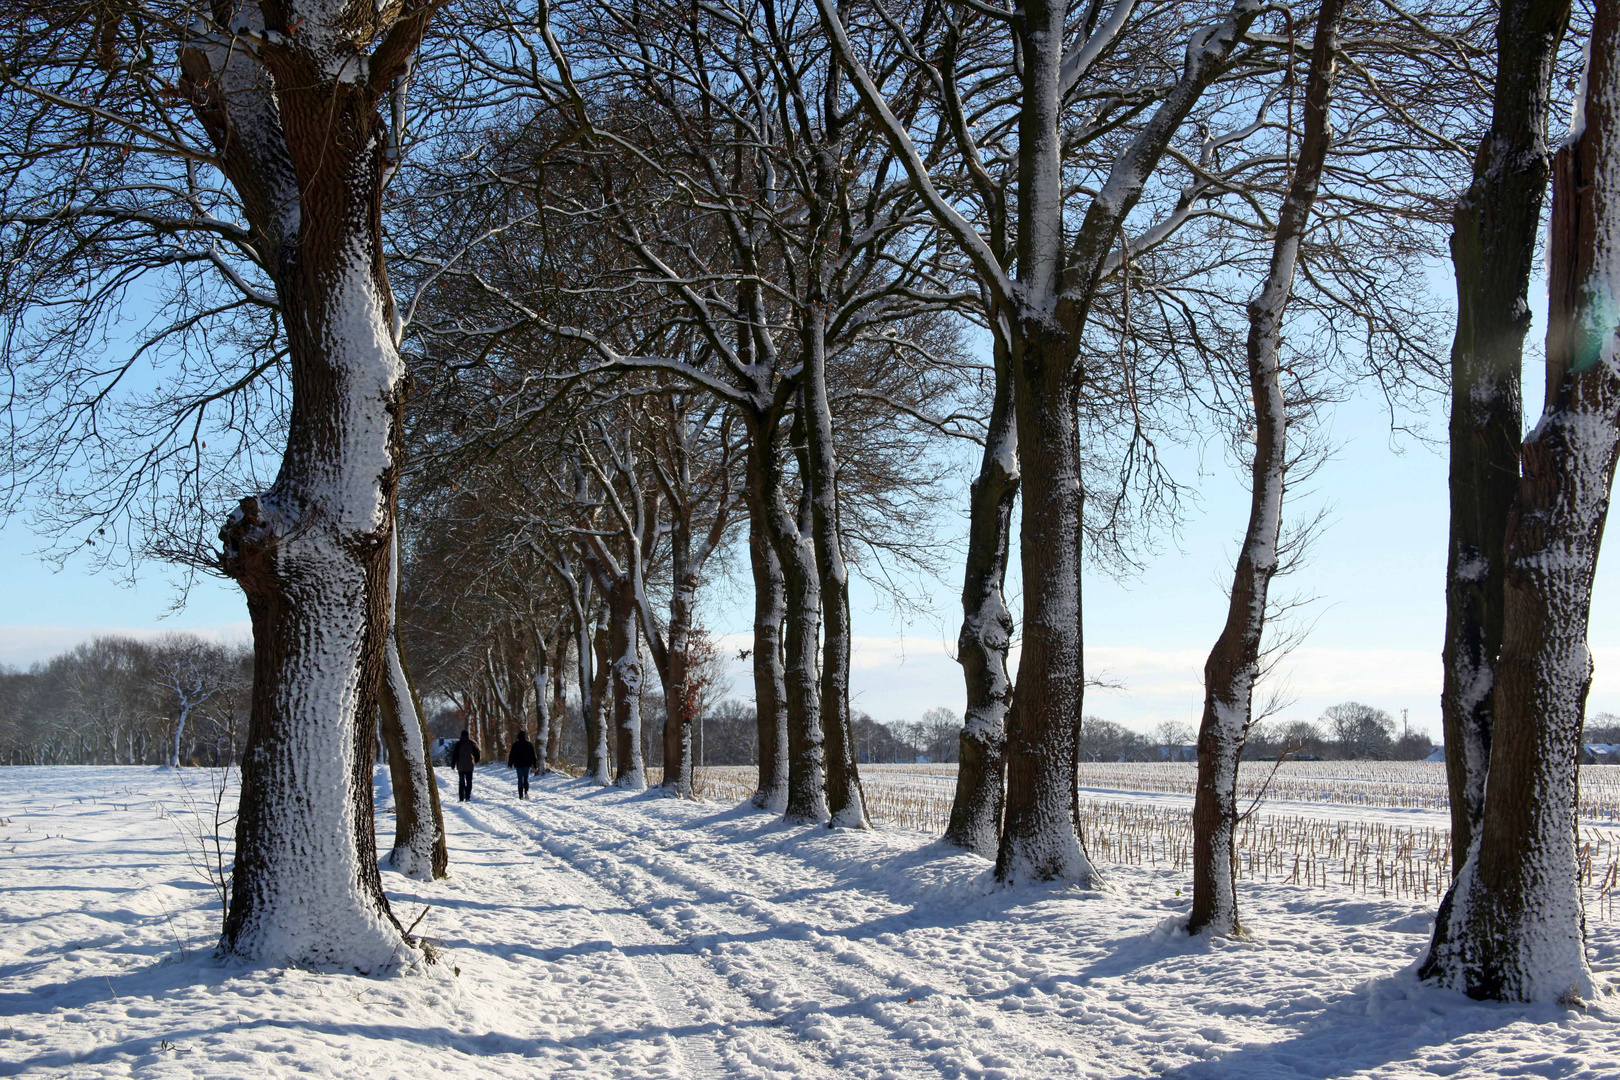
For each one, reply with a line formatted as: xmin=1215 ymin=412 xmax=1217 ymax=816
xmin=1437 ymin=0 xmax=1572 ymax=872
xmin=1421 ymin=0 xmax=1617 ymax=1002
xmin=1187 ymin=0 xmax=1343 ymax=937
xmin=820 ymin=0 xmax=1265 ymax=881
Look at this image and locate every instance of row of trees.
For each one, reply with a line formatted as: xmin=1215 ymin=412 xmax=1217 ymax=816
xmin=0 ymin=635 xmax=251 ymax=767
xmin=2 ymin=0 xmax=1614 ymax=1002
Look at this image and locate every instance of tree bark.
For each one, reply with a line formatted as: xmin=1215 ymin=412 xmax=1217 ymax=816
xmin=1421 ymin=16 xmax=1617 ymax=998
xmin=531 ymin=626 xmax=552 ymax=775
xmin=589 ymin=609 xmax=613 ymax=783
xmin=944 ymin=331 xmax=1018 ymax=857
xmin=745 ymin=411 xmax=827 ymax=822
xmin=607 ymin=576 xmax=647 ymax=789
xmin=1439 ymin=0 xmax=1570 ymax=873
xmin=995 ymin=332 xmax=1095 ymax=885
xmin=201 ymin=0 xmax=434 ymax=967
xmin=379 ymin=530 xmax=448 ymax=880
xmin=548 ymin=636 xmax=567 ymax=769
xmin=747 ymin=445 xmax=792 ymax=812
xmin=1188 ymin=0 xmax=1342 ymax=938
xmin=801 ymin=323 xmax=868 ymax=828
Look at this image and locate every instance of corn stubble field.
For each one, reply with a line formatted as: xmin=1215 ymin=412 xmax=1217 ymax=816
xmin=680 ymin=761 xmax=1620 ymax=919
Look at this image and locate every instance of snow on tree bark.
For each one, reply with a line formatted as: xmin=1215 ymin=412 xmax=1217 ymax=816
xmin=192 ymin=0 xmax=436 ymax=968
xmin=1439 ymin=0 xmax=1571 ymax=876
xmin=748 ymin=475 xmax=792 ymax=812
xmin=1422 ymin=2 xmax=1617 ymax=1001
xmin=378 ymin=530 xmax=447 ymax=880
xmin=1189 ymin=0 xmax=1343 ymax=938
xmin=607 ymin=576 xmax=646 ymax=791
xmin=944 ymin=332 xmax=1018 ymax=858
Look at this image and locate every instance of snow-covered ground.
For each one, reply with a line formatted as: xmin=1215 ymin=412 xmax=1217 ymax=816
xmin=4 ymin=765 xmax=1620 ymax=1078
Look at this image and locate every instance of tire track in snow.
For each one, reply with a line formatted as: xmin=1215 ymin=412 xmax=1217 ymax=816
xmin=512 ymin=783 xmax=1111 ymax=1079
xmin=452 ymin=790 xmax=829 ymax=1080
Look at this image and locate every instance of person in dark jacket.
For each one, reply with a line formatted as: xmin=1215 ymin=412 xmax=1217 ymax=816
xmin=452 ymin=729 xmax=481 ymax=801
xmin=507 ymin=730 xmax=537 ymax=799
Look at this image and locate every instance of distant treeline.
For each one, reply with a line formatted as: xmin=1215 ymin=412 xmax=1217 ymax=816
xmin=17 ymin=637 xmax=1573 ymax=768
xmin=0 ymin=634 xmax=251 ymax=766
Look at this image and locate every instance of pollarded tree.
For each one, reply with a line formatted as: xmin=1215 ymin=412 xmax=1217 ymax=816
xmin=2 ymin=0 xmax=442 ymax=967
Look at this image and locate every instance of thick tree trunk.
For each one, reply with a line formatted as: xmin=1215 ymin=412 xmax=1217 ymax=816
xmin=747 ymin=449 xmax=792 ymax=812
xmin=1439 ymin=0 xmax=1570 ymax=873
xmin=801 ymin=326 xmax=868 ymax=828
xmin=379 ymin=531 xmax=448 ymax=880
xmin=995 ymin=340 xmax=1094 ymax=885
xmin=608 ymin=576 xmax=646 ymax=790
xmin=209 ymin=2 xmax=433 ymax=964
xmin=746 ymin=413 xmax=827 ymax=822
xmin=658 ymin=578 xmax=696 ymax=797
xmin=944 ymin=332 xmax=1018 ymax=857
xmin=1421 ymin=27 xmax=1618 ymax=998
xmin=1188 ymin=0 xmax=1342 ymax=937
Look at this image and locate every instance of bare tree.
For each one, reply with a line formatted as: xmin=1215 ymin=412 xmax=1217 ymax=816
xmin=1437 ymin=0 xmax=1574 ymax=875
xmin=1188 ymin=0 xmax=1344 ymax=938
xmin=1421 ymin=0 xmax=1618 ymax=1001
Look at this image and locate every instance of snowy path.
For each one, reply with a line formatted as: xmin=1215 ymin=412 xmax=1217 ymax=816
xmin=4 ymin=766 xmax=1620 ymax=1078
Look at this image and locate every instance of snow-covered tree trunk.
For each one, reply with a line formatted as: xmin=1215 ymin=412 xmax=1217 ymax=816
xmin=531 ymin=632 xmax=552 ymax=775
xmin=607 ymin=577 xmax=646 ymax=790
xmin=1189 ymin=0 xmax=1343 ymax=938
xmin=193 ymin=0 xmax=435 ymax=968
xmin=548 ymin=639 xmax=567 ymax=769
xmin=801 ymin=315 xmax=869 ymax=829
xmin=944 ymin=333 xmax=1018 ymax=858
xmin=748 ymin=475 xmax=791 ymax=812
xmin=589 ymin=610 xmax=613 ymax=783
xmin=378 ymin=532 xmax=448 ymax=880
xmin=1439 ymin=0 xmax=1571 ymax=874
xmin=1421 ymin=16 xmax=1618 ymax=999
xmin=170 ymin=701 xmax=193 ymax=770
xmin=658 ymin=576 xmax=697 ymax=797
xmin=820 ymin=0 xmax=1262 ymax=885
xmin=744 ymin=411 xmax=827 ymax=822
xmin=996 ymin=334 xmax=1095 ymax=885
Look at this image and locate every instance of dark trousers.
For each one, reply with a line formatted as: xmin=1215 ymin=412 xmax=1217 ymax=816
xmin=516 ymin=767 xmax=530 ymax=799
xmin=458 ymin=770 xmax=473 ymax=801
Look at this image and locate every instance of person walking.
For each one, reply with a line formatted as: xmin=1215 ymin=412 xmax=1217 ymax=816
xmin=452 ymin=728 xmax=481 ymax=801
xmin=508 ymin=730 xmax=537 ymax=800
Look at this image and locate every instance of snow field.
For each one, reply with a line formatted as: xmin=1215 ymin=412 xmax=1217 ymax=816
xmin=692 ymin=764 xmax=1620 ymax=917
xmin=2 ymin=765 xmax=1620 ymax=1078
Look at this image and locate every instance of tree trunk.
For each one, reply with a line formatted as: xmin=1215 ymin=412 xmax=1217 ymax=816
xmin=589 ymin=610 xmax=613 ymax=783
xmin=1421 ymin=20 xmax=1617 ymax=998
xmin=747 ymin=446 xmax=792 ymax=812
xmin=995 ymin=332 xmax=1094 ymax=885
xmin=531 ymin=630 xmax=552 ymax=776
xmin=207 ymin=1 xmax=437 ymax=964
xmin=658 ymin=577 xmax=697 ymax=797
xmin=944 ymin=331 xmax=1018 ymax=857
xmin=801 ymin=327 xmax=868 ymax=828
xmin=1439 ymin=0 xmax=1570 ymax=873
xmin=608 ymin=576 xmax=646 ymax=789
xmin=1189 ymin=0 xmax=1342 ymax=937
xmin=746 ymin=411 xmax=827 ymax=822
xmin=379 ymin=531 xmax=448 ymax=880
xmin=549 ymin=638 xmax=567 ymax=769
